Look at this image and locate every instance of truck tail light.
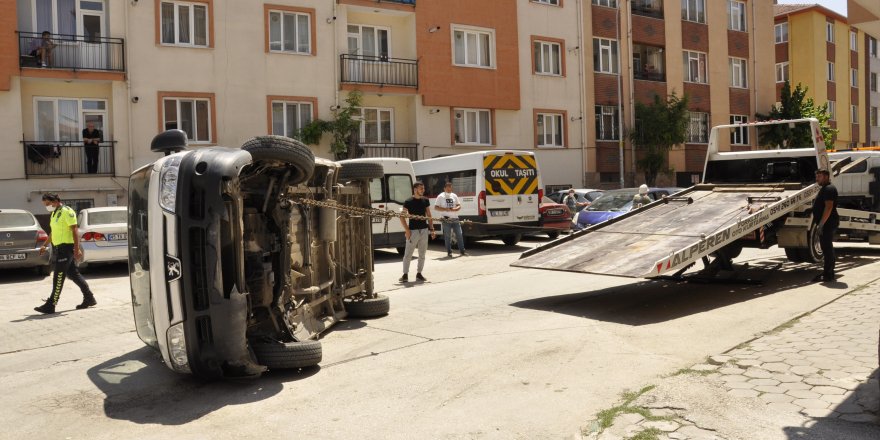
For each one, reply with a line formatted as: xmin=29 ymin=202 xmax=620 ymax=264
xmin=538 ymin=189 xmax=544 ymax=202
xmin=478 ymin=191 xmax=486 ymax=217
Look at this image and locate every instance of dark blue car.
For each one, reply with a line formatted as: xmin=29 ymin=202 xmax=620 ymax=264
xmin=575 ymin=187 xmax=682 ymax=228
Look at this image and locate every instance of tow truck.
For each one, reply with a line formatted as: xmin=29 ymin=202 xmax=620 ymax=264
xmin=513 ymin=118 xmax=880 ymax=280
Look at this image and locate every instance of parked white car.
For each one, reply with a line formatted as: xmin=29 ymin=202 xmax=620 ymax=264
xmin=77 ymin=206 xmax=128 ymax=270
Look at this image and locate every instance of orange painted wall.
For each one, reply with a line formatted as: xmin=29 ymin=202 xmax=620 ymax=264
xmin=417 ymin=0 xmax=520 ymax=110
xmin=0 ymin=0 xmax=18 ymax=91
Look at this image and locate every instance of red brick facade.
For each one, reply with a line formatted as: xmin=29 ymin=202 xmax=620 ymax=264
xmin=681 ymin=21 xmax=709 ymax=52
xmin=727 ymin=31 xmax=750 ymax=59
xmin=594 ymin=74 xmax=620 ymax=105
xmin=729 ymin=88 xmax=751 ymax=116
xmin=591 ymin=5 xmax=618 ymax=40
xmin=632 ymin=15 xmax=665 ymax=46
xmin=683 ymin=83 xmax=711 ymax=112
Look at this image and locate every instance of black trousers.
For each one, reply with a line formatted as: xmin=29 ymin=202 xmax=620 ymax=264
xmin=85 ymin=146 xmax=99 ymax=173
xmin=47 ymin=244 xmax=92 ymax=305
xmin=819 ymin=223 xmax=837 ymax=278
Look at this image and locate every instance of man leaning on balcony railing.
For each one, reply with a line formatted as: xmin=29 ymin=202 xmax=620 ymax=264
xmin=82 ymin=122 xmax=103 ymax=174
xmin=29 ymin=31 xmax=56 ymax=68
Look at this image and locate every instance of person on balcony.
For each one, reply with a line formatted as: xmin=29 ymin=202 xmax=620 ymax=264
xmin=29 ymin=31 xmax=56 ymax=68
xmin=82 ymin=121 xmax=102 ymax=173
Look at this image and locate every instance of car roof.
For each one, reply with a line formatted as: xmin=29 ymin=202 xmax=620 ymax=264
xmin=80 ymin=206 xmax=127 ymax=213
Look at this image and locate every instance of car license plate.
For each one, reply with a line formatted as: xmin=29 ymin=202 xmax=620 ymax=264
xmin=0 ymin=253 xmax=26 ymax=261
xmin=108 ymin=233 xmax=128 ymax=241
xmin=489 ymin=210 xmax=509 ymax=217
xmin=547 ymin=209 xmax=564 ymax=216
xmin=372 ymin=217 xmax=383 ymax=224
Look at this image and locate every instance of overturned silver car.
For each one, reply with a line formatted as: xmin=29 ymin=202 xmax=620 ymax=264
xmin=128 ymin=131 xmax=388 ymax=379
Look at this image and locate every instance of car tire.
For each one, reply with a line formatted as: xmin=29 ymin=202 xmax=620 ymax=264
xmin=339 ymin=162 xmax=384 ymax=181
xmin=784 ymin=247 xmax=805 ymax=263
xmin=501 ymin=234 xmax=522 ymax=246
xmin=802 ymin=225 xmax=824 ymax=264
xmin=344 ymin=294 xmax=390 ymax=318
xmin=396 ymin=246 xmax=406 ymax=255
xmin=241 ymin=135 xmax=315 ymax=185
xmin=252 ymin=339 xmax=322 ymax=369
xmin=547 ymin=231 xmax=560 ymax=240
xmin=37 ymin=265 xmax=51 ymax=276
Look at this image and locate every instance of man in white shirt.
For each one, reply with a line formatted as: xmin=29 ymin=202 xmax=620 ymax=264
xmin=434 ymin=181 xmax=467 ymax=257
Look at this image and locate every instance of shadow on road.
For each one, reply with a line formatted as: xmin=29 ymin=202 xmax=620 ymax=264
xmin=86 ymin=346 xmax=319 ymax=425
xmin=373 ymin=238 xmax=536 ymax=263
xmin=783 ymin=367 xmax=880 ymax=439
xmin=510 ymin=253 xmax=878 ymax=326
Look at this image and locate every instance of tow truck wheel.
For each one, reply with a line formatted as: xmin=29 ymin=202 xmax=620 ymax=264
xmin=252 ymin=339 xmax=322 ymax=369
xmin=501 ymin=234 xmax=522 ymax=246
xmin=803 ymin=225 xmax=824 ymax=264
xmin=344 ymin=294 xmax=390 ymax=318
xmin=241 ymin=135 xmax=315 ymax=185
xmin=784 ymin=247 xmax=805 ymax=263
xmin=339 ymin=162 xmax=384 ymax=181
xmin=547 ymin=231 xmax=560 ymax=240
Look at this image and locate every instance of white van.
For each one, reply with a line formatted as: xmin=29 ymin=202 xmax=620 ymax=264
xmin=413 ymin=151 xmax=542 ymax=246
xmin=828 ymin=150 xmax=880 ymax=211
xmin=339 ymin=158 xmax=415 ymax=253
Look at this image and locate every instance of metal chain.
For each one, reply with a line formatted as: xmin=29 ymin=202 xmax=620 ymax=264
xmin=292 ymin=197 xmax=549 ymax=231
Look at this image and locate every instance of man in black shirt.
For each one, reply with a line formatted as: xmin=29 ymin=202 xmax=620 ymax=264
xmin=82 ymin=121 xmax=102 ymax=174
xmin=812 ymin=169 xmax=839 ymax=282
xmin=399 ymin=182 xmax=435 ymax=283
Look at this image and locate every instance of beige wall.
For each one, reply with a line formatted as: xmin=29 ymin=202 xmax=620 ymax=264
xmin=0 ymin=77 xmax=25 ymax=183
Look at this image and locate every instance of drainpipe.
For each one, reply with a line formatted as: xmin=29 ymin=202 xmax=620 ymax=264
xmin=626 ymin=1 xmax=635 ymax=184
xmin=616 ymin=3 xmax=624 ymax=188
xmin=333 ymin=1 xmax=339 ymax=109
xmin=577 ymin=0 xmax=587 ymax=187
xmin=124 ymin=1 xmax=134 ymax=175
xmin=750 ymin=0 xmax=758 ymax=144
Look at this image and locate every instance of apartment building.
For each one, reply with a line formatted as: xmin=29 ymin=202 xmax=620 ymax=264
xmin=773 ymin=3 xmax=875 ymax=149
xmin=849 ymin=0 xmax=880 ymax=145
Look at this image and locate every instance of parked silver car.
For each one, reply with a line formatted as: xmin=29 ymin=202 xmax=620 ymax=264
xmin=77 ymin=206 xmax=128 ymax=271
xmin=0 ymin=209 xmax=51 ymax=275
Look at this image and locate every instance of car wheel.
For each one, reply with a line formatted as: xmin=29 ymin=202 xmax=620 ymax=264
xmin=784 ymin=247 xmax=805 ymax=263
xmin=344 ymin=294 xmax=390 ymax=318
xmin=501 ymin=234 xmax=522 ymax=246
xmin=547 ymin=231 xmax=560 ymax=240
xmin=396 ymin=246 xmax=406 ymax=255
xmin=338 ymin=162 xmax=384 ymax=181
xmin=76 ymin=262 xmax=88 ymax=273
xmin=36 ymin=265 xmax=51 ymax=276
xmin=252 ymin=340 xmax=322 ymax=369
xmin=241 ymin=135 xmax=315 ymax=185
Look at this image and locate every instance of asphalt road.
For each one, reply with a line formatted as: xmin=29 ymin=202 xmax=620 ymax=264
xmin=2 ymin=237 xmax=878 ymax=439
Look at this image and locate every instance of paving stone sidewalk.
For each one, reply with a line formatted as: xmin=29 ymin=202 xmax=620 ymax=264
xmin=582 ymin=280 xmax=880 ymax=440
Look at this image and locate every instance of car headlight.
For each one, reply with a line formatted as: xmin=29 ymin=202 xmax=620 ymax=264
xmin=159 ymin=156 xmax=182 ymax=213
xmin=166 ymin=322 xmax=191 ymax=373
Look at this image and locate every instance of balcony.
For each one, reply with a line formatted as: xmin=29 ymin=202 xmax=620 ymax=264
xmin=631 ymin=0 xmax=663 ymax=19
xmin=23 ymin=141 xmax=116 ymax=177
xmin=633 ymin=69 xmax=665 ymax=82
xmin=341 ymin=54 xmax=419 ymax=89
xmin=18 ymin=32 xmax=125 ymax=72
xmin=379 ymin=0 xmax=415 ymax=4
xmin=356 ymin=142 xmax=419 ymax=161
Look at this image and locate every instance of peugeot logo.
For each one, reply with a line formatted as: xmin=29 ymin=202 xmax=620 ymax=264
xmin=165 ymin=255 xmax=182 ymax=282
xmin=5 ymin=233 xmax=9 ymax=238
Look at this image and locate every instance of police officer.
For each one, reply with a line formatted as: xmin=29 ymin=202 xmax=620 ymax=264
xmin=34 ymin=193 xmax=96 ymax=314
xmin=812 ymin=169 xmax=839 ymax=283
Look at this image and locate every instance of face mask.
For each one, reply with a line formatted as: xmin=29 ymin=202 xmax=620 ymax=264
xmin=45 ymin=205 xmax=55 ymax=212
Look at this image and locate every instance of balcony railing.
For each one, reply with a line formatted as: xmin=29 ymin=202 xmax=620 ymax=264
xmin=356 ymin=142 xmax=419 ymax=161
xmin=341 ymin=54 xmax=418 ymax=88
xmin=18 ymin=32 xmax=125 ymax=72
xmin=380 ymin=0 xmax=415 ymax=4
xmin=631 ymin=1 xmax=663 ymax=18
xmin=23 ymin=141 xmax=116 ymax=177
xmin=633 ymin=70 xmax=666 ymax=82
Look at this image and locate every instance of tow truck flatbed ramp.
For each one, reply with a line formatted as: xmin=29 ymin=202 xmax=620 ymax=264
xmin=512 ymin=184 xmax=818 ymax=278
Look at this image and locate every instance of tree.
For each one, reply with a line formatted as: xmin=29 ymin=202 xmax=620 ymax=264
xmin=756 ymin=81 xmax=836 ymax=149
xmin=298 ymin=91 xmax=363 ymax=159
xmin=632 ymin=93 xmax=689 ymax=186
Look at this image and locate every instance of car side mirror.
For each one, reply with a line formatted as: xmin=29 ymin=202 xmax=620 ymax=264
xmin=150 ymin=129 xmax=188 ymax=156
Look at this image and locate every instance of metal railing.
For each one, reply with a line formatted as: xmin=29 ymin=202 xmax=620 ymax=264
xmin=631 ymin=1 xmax=663 ymax=18
xmin=340 ymin=54 xmax=418 ymax=88
xmin=380 ymin=0 xmax=415 ymax=5
xmin=633 ymin=70 xmax=666 ymax=82
xmin=357 ymin=142 xmax=419 ymax=161
xmin=18 ymin=31 xmax=125 ymax=72
xmin=23 ymin=141 xmax=116 ymax=177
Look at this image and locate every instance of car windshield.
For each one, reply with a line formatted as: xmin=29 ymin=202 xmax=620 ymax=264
xmin=0 ymin=212 xmax=36 ymax=227
xmin=587 ymin=190 xmax=636 ymax=212
xmin=89 ymin=210 xmax=127 ymax=225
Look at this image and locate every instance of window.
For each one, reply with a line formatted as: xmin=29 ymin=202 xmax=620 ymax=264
xmin=687 ymin=112 xmax=709 ymax=143
xmin=269 ymin=10 xmax=311 ymax=54
xmin=271 ymin=100 xmax=313 ymax=139
xmin=682 ymin=0 xmax=705 ymax=23
xmin=870 ymin=37 xmax=878 ymax=57
xmin=454 ymin=109 xmax=492 ymax=145
xmin=34 ymin=98 xmax=108 ymax=142
xmin=163 ymin=96 xmax=212 ymax=143
xmin=728 ymin=1 xmax=746 ymax=32
xmin=871 ymin=107 xmax=878 ymax=127
xmin=851 ymin=68 xmax=858 ymax=87
xmin=593 ymin=38 xmax=619 ymax=74
xmin=826 ymin=22 xmax=834 ymax=43
xmin=421 ymin=170 xmax=478 ymax=198
xmin=633 ymin=44 xmax=665 ymax=80
xmin=827 ymin=62 xmax=835 ymax=82
xmin=534 ymin=0 xmax=560 ymax=5
xmin=871 ymin=73 xmax=878 ymax=92
xmin=729 ymin=57 xmax=748 ymax=88
xmin=851 ymin=105 xmax=858 ymax=124
xmin=827 ymin=100 xmax=836 ymax=120
xmin=730 ymin=115 xmax=749 ymax=145
xmin=534 ymin=40 xmax=562 ymax=75
xmin=536 ymin=113 xmax=565 ymax=147
xmin=347 ymin=24 xmax=389 ymax=58
xmin=775 ymin=62 xmax=789 ymax=83
xmin=595 ymin=106 xmax=619 ymax=141
xmin=774 ymin=23 xmax=788 ymax=43
xmin=360 ymin=108 xmax=393 ymax=144
xmin=683 ymin=50 xmax=707 ymax=83
xmin=160 ymin=1 xmax=209 ymax=47
xmin=453 ymin=26 xmax=494 ymax=68
xmin=850 ymin=31 xmax=857 ymax=50
xmin=592 ymin=0 xmax=617 ymax=7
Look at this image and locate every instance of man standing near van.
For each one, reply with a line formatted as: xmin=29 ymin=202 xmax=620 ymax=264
xmin=399 ymin=182 xmax=435 ymax=283
xmin=435 ymin=181 xmax=467 ymax=257
xmin=34 ymin=193 xmax=96 ymax=314
xmin=812 ymin=169 xmax=839 ymax=283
